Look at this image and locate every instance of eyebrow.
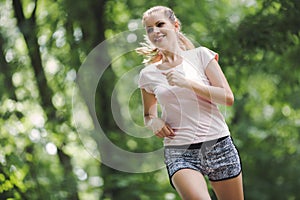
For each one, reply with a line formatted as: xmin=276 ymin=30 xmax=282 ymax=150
xmin=155 ymin=20 xmax=165 ymax=25
xmin=146 ymin=20 xmax=165 ymax=27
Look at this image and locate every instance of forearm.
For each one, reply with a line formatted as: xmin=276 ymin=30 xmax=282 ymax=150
xmin=184 ymin=79 xmax=234 ymax=106
xmin=140 ymin=89 xmax=174 ymax=137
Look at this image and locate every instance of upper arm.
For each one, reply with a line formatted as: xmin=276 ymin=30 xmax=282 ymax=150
xmin=205 ymin=59 xmax=234 ymax=104
xmin=141 ymin=88 xmax=157 ymax=117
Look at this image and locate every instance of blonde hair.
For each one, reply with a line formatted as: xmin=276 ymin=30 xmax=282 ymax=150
xmin=135 ymin=6 xmax=195 ymax=64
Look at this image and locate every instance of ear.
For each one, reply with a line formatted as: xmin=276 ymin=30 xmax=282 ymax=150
xmin=174 ymin=21 xmax=180 ymax=31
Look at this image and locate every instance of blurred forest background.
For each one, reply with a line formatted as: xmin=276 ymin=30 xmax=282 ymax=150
xmin=0 ymin=0 xmax=300 ymax=199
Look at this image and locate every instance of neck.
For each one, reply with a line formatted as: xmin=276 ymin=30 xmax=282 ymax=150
xmin=160 ymin=47 xmax=182 ymax=63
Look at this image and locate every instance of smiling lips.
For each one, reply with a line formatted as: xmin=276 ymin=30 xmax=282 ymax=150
xmin=154 ymin=34 xmax=165 ymax=42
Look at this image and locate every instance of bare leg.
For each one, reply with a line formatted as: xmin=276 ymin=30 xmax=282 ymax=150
xmin=210 ymin=173 xmax=244 ymax=200
xmin=172 ymin=169 xmax=211 ymax=200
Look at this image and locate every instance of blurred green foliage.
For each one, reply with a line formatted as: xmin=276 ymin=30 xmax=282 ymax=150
xmin=0 ymin=0 xmax=299 ymax=199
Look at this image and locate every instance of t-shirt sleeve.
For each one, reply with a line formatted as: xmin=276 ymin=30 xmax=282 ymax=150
xmin=197 ymin=47 xmax=219 ymax=70
xmin=138 ymin=70 xmax=154 ymax=94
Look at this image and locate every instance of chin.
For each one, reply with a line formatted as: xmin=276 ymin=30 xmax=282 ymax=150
xmin=154 ymin=41 xmax=169 ymax=49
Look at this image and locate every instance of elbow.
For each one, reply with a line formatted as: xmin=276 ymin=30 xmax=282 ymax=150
xmin=225 ymin=92 xmax=234 ymax=106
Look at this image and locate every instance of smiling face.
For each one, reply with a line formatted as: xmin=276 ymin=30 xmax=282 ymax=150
xmin=143 ymin=12 xmax=179 ymax=50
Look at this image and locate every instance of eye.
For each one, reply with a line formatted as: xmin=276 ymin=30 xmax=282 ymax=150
xmin=157 ymin=22 xmax=165 ymax=27
xmin=146 ymin=27 xmax=154 ymax=34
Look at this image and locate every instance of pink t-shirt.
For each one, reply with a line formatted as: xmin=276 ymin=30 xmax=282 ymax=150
xmin=138 ymin=47 xmax=230 ymax=146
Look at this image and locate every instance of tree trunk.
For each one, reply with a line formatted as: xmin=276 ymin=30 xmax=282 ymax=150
xmin=12 ymin=0 xmax=80 ymax=199
xmin=0 ymin=34 xmax=17 ymax=100
xmin=64 ymin=0 xmax=126 ymax=198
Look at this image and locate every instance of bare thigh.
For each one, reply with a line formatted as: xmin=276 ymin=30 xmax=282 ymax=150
xmin=172 ymin=169 xmax=211 ymax=200
xmin=210 ymin=173 xmax=244 ymax=200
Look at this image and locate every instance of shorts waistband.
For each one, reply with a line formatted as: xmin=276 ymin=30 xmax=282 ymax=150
xmin=165 ymin=136 xmax=230 ymax=149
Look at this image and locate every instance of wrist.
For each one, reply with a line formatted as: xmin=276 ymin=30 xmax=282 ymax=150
xmin=145 ymin=117 xmax=165 ymax=132
xmin=145 ymin=116 xmax=156 ymax=129
xmin=145 ymin=118 xmax=154 ymax=128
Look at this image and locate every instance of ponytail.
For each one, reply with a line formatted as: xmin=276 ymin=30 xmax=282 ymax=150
xmin=135 ymin=36 xmax=162 ymax=64
xmin=177 ymin=32 xmax=195 ymax=51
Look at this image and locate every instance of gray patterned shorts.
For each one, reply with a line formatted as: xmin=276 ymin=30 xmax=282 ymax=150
xmin=164 ymin=136 xmax=242 ymax=188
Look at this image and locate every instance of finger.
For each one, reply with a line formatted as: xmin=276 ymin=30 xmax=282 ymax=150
xmin=155 ymin=131 xmax=164 ymax=138
xmin=165 ymin=70 xmax=174 ymax=77
xmin=163 ymin=72 xmax=173 ymax=77
xmin=165 ymin=127 xmax=175 ymax=139
xmin=162 ymin=70 xmax=174 ymax=77
xmin=155 ymin=127 xmax=166 ymax=137
xmin=156 ymin=127 xmax=167 ymax=137
xmin=161 ymin=126 xmax=175 ymax=138
xmin=161 ymin=126 xmax=170 ymax=136
xmin=168 ymin=80 xmax=175 ymax=86
xmin=166 ymin=125 xmax=175 ymax=135
xmin=165 ymin=75 xmax=173 ymax=83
